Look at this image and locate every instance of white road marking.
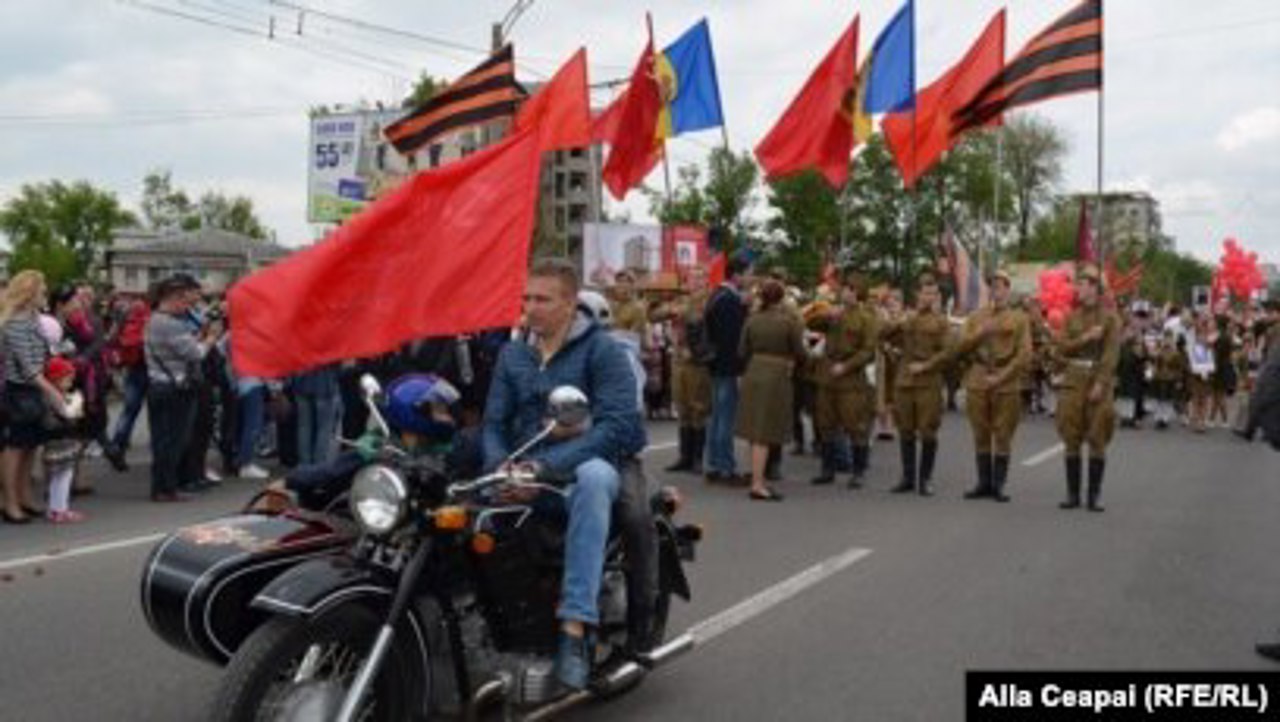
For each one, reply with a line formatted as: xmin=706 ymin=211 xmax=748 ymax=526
xmin=687 ymin=546 xmax=873 ymax=646
xmin=0 ymin=532 xmax=168 ymax=573
xmin=0 ymin=447 xmax=684 ymax=572
xmin=1022 ymin=443 xmax=1065 ymax=467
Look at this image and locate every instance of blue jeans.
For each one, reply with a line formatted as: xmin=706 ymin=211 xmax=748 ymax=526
xmin=706 ymin=375 xmax=739 ymax=475
xmin=557 ymin=458 xmax=621 ymax=626
xmin=235 ymin=386 xmax=267 ymax=469
xmin=296 ymin=393 xmax=340 ymax=467
xmin=110 ymin=365 xmax=148 ymax=450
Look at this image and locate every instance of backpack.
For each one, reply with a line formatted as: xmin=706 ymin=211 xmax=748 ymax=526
xmin=111 ymin=302 xmax=149 ymax=368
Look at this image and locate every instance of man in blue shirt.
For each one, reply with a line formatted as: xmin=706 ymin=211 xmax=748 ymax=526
xmin=482 ymin=258 xmax=647 ymax=690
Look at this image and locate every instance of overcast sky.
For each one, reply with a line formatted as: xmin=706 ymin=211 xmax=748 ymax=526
xmin=2 ymin=0 xmax=1277 ymax=264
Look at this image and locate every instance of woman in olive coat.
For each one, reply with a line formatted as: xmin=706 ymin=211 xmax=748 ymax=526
xmin=736 ymin=280 xmax=806 ymax=501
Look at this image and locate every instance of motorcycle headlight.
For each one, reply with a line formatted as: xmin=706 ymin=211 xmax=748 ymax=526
xmin=350 ymin=465 xmax=408 ymax=535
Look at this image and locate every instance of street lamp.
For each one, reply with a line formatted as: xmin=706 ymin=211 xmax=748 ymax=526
xmin=492 ymin=0 xmax=536 ymax=50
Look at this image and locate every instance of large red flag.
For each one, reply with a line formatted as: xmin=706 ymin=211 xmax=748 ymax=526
xmin=882 ymin=10 xmax=1005 ymax=188
xmin=602 ymin=41 xmax=663 ymax=200
xmin=754 ymin=17 xmax=859 ymax=188
xmin=516 ymin=47 xmax=591 ymax=152
xmin=229 ymin=128 xmax=541 ymax=378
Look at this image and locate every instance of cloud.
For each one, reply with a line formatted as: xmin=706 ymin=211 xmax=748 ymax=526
xmin=1216 ymin=107 xmax=1280 ymax=152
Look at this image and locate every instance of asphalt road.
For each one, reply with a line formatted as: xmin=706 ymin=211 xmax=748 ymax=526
xmin=1 ymin=411 xmax=1277 ymax=721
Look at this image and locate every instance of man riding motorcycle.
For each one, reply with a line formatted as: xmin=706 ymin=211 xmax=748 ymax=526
xmin=481 ymin=258 xmax=648 ymax=691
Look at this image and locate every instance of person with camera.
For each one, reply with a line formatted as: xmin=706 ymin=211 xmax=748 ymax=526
xmin=144 ymin=274 xmax=224 ymax=502
xmin=481 ymin=258 xmax=647 ymax=691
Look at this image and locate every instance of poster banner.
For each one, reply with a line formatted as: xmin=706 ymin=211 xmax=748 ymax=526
xmin=663 ymin=225 xmax=710 ymax=284
xmin=308 ymin=109 xmax=446 ymax=224
xmin=583 ymin=222 xmax=663 ymax=288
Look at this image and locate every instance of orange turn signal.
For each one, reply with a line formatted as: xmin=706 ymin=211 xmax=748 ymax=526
xmin=471 ymin=532 xmax=496 ymax=555
xmin=433 ymin=506 xmax=468 ymax=531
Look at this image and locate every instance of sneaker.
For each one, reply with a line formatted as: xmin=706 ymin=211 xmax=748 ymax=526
xmin=238 ymin=464 xmax=271 ymax=480
xmin=204 ymin=468 xmax=224 ymax=483
xmin=553 ymin=630 xmax=595 ymax=690
xmin=84 ymin=442 xmax=104 ymax=458
xmin=47 ymin=509 xmax=87 ymax=524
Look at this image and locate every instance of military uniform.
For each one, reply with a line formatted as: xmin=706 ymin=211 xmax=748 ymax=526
xmin=882 ymin=308 xmax=951 ymax=495
xmin=736 ymin=307 xmax=806 ymax=445
xmin=948 ymin=297 xmax=1031 ymax=502
xmin=664 ymin=291 xmax=712 ymax=474
xmin=813 ymin=302 xmax=880 ymax=487
xmin=1055 ymin=294 xmax=1121 ymax=511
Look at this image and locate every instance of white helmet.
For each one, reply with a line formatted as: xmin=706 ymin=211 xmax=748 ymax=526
xmin=577 ymin=290 xmax=613 ymax=328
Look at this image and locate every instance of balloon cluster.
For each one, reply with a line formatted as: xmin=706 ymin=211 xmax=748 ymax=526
xmin=1037 ymin=265 xmax=1076 ymax=330
xmin=1214 ymin=238 xmax=1265 ymax=302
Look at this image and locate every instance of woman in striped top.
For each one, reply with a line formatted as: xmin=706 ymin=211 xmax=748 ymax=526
xmin=2 ymin=270 xmax=56 ymax=524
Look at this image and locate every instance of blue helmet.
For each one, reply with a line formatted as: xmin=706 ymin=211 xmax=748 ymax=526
xmin=380 ymin=374 xmax=461 ymax=442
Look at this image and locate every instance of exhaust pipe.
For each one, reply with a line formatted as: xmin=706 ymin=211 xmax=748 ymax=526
xmin=522 ymin=633 xmax=698 ymax=721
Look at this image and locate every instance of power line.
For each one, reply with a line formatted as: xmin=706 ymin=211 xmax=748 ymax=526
xmin=120 ymin=0 xmax=417 ymax=80
xmin=266 ymin=0 xmax=490 ymax=55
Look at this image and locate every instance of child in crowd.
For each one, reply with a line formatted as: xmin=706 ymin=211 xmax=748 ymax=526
xmin=43 ymin=356 xmax=87 ymax=523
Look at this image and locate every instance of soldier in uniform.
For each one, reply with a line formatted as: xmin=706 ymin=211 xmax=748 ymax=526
xmin=812 ymin=271 xmax=880 ymax=488
xmin=1054 ymin=264 xmax=1121 ymax=511
xmin=883 ymin=273 xmax=951 ymax=496
xmin=657 ymin=267 xmax=713 ymax=475
xmin=947 ymin=270 xmax=1031 ymax=502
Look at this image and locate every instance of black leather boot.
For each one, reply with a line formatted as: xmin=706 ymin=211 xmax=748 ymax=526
xmin=964 ymin=454 xmax=992 ymax=499
xmin=664 ymin=427 xmax=693 ymax=473
xmin=811 ymin=441 xmax=835 ymax=485
xmin=891 ymin=439 xmax=916 ymax=493
xmin=1060 ymin=456 xmax=1082 ymax=509
xmin=918 ymin=439 xmax=937 ymax=496
xmin=847 ymin=445 xmax=869 ymax=489
xmin=991 ymin=455 xmax=1011 ymax=503
xmin=1087 ymin=457 xmax=1106 ymax=512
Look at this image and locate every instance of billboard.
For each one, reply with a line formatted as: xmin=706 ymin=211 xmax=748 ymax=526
xmin=583 ymin=223 xmax=662 ymax=288
xmin=583 ymin=223 xmax=709 ymax=289
xmin=307 ymin=109 xmax=439 ymax=224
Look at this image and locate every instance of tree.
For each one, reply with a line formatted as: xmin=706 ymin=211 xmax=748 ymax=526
xmin=646 ymin=164 xmax=708 ymax=227
xmin=0 ymin=180 xmax=136 ymax=286
xmin=139 ymin=170 xmax=272 ymax=240
xmin=140 ymin=169 xmax=195 ymax=232
xmin=703 ymin=147 xmax=759 ymax=239
xmin=1000 ymin=114 xmax=1067 ymax=251
xmin=403 ymin=72 xmax=444 ymax=110
xmin=762 ymin=170 xmax=841 ymax=285
xmin=194 ymin=191 xmax=270 ymax=240
xmin=646 ymin=147 xmax=758 ymax=239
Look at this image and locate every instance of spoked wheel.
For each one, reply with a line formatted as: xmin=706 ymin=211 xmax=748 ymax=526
xmin=210 ymin=603 xmax=420 ymax=722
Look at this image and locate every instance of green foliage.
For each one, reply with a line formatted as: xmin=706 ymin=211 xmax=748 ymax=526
xmin=403 ymin=72 xmax=444 ymax=110
xmin=762 ymin=171 xmax=840 ymax=286
xmin=646 ymin=147 xmax=758 ymax=240
xmin=0 ymin=180 xmax=136 ymax=285
xmin=1001 ymin=114 xmax=1068 ymax=250
xmin=1137 ymin=246 xmax=1212 ymax=305
xmin=140 ymin=169 xmax=271 ymax=240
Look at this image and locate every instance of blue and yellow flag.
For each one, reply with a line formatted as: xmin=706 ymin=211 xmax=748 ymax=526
xmin=655 ymin=18 xmax=725 ymax=139
xmin=863 ymin=0 xmax=915 ymax=113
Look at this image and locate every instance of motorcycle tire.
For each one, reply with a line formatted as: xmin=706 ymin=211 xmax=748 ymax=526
xmin=210 ymin=602 xmax=419 ymax=722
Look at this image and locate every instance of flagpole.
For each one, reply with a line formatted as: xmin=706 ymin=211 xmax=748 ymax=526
xmin=647 ymin=12 xmax=675 ymax=208
xmin=1094 ymin=3 xmax=1106 ymax=266
xmin=992 ymin=126 xmax=1002 ymax=276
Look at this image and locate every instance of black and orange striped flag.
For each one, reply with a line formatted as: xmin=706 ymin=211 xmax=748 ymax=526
xmin=384 ymin=45 xmax=523 ymax=155
xmin=951 ymin=0 xmax=1102 ymax=135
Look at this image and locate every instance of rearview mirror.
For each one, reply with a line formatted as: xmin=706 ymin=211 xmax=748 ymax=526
xmin=547 ymin=386 xmax=590 ymax=428
xmin=360 ymin=374 xmax=383 ymax=399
